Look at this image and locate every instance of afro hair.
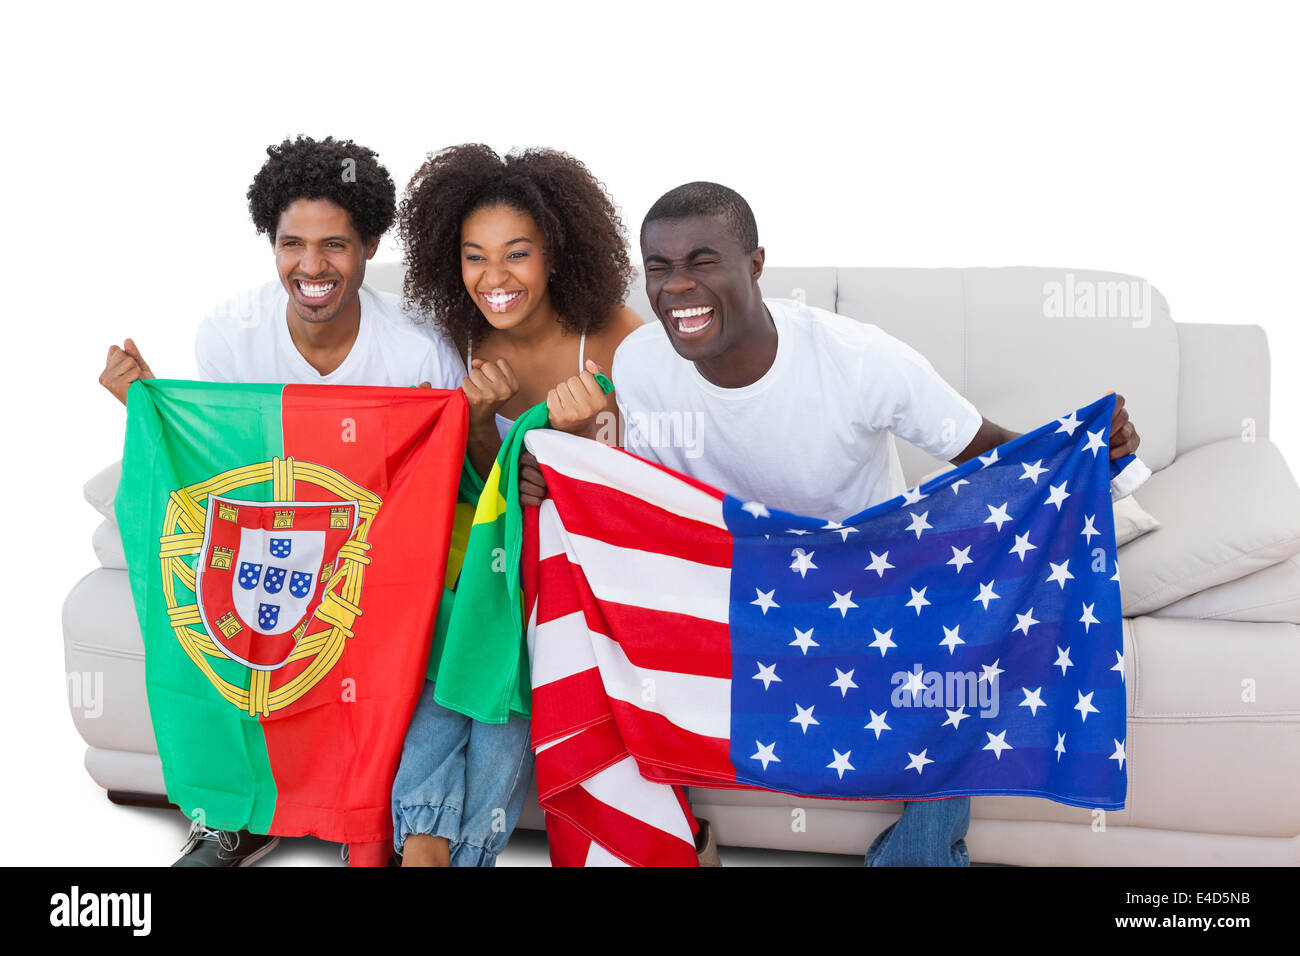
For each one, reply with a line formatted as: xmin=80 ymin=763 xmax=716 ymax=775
xmin=399 ymin=144 xmax=634 ymax=349
xmin=247 ymin=136 xmax=396 ymax=244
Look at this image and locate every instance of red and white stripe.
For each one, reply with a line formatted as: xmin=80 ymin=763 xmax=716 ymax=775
xmin=524 ymin=430 xmax=740 ymax=866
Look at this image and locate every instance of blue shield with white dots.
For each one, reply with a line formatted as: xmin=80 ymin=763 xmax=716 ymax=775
xmin=238 ymin=563 xmax=262 ymax=590
xmin=289 ymin=571 xmax=314 ymax=599
xmin=263 ymin=566 xmax=287 ymax=594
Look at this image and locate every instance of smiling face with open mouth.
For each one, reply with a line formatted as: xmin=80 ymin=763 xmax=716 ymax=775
xmin=640 ymin=213 xmax=771 ymax=382
xmin=274 ymin=198 xmax=377 ymax=327
xmin=460 ymin=203 xmax=554 ymax=333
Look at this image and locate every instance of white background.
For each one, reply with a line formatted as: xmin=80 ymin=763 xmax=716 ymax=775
xmin=2 ymin=0 xmax=1296 ymax=866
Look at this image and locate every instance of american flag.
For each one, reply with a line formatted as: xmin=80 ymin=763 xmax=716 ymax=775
xmin=524 ymin=393 xmax=1143 ymax=866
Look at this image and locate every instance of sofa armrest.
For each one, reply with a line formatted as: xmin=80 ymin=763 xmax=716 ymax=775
xmin=1176 ymin=323 xmax=1270 ymax=456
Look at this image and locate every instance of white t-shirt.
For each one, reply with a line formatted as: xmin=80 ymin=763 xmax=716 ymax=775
xmin=611 ymin=298 xmax=983 ymax=519
xmin=195 ymin=280 xmax=465 ymax=389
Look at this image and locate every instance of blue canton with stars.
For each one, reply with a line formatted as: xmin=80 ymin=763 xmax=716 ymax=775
xmin=723 ymin=394 xmax=1130 ymax=810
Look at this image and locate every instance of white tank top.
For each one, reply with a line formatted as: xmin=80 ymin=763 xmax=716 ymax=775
xmin=468 ymin=331 xmax=587 ymax=441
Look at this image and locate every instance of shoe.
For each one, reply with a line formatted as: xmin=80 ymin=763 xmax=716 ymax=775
xmin=173 ymin=820 xmax=280 ymax=867
xmin=694 ymin=818 xmax=722 ymax=867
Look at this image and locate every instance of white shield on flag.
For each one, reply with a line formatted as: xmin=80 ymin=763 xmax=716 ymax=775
xmin=231 ymin=527 xmax=327 ymax=636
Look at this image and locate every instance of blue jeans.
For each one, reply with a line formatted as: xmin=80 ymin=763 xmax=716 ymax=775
xmin=391 ymin=680 xmax=534 ymax=867
xmin=865 ymin=798 xmax=971 ymax=866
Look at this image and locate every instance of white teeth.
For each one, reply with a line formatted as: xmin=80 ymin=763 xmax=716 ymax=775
xmin=670 ymin=306 xmax=712 ymax=319
xmin=483 ymin=289 xmax=522 ymax=312
xmin=299 ymin=281 xmax=336 ymax=297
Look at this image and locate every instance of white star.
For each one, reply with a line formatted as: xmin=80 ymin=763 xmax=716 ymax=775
xmin=1109 ymin=738 xmax=1127 ymax=771
xmin=1020 ymin=687 xmax=1046 ymax=716
xmin=901 ymin=667 xmax=926 ymax=699
xmin=1013 ymin=608 xmax=1040 ymax=636
xmin=985 ymin=502 xmax=1012 ymax=531
xmin=789 ymin=548 xmax=818 ymax=578
xmin=1044 ymin=481 xmax=1071 ymax=510
xmin=1081 ymin=514 xmax=1100 ymax=543
xmin=950 ymin=478 xmax=970 ymax=494
xmin=939 ymin=624 xmax=965 ymax=654
xmin=1111 ymin=562 xmax=1121 ymax=583
xmin=741 ymin=501 xmax=770 ymax=519
xmin=790 ymin=704 xmax=819 ymax=734
xmin=1020 ymin=459 xmax=1047 ymax=484
xmin=1054 ymin=645 xmax=1074 ymax=675
xmin=947 ymin=545 xmax=973 ymax=573
xmin=830 ymin=668 xmax=858 ymax=697
xmin=1111 ymin=650 xmax=1125 ymax=681
xmin=984 ymin=730 xmax=1013 ymax=759
xmin=789 ymin=627 xmax=819 ymax=655
xmin=751 ymin=588 xmax=779 ymax=614
xmin=865 ymin=550 xmax=894 ymax=578
xmin=1046 ymin=560 xmax=1074 ymax=589
xmin=828 ymin=749 xmax=855 ymax=779
xmin=1084 ymin=428 xmax=1107 ymax=457
xmin=978 ymin=448 xmax=1000 ymax=467
xmin=906 ymin=510 xmax=932 ymax=539
xmin=1055 ymin=732 xmax=1067 ymax=762
xmin=973 ymin=579 xmax=1000 ymax=610
xmin=979 ymin=659 xmax=1005 ymax=685
xmin=822 ymin=519 xmax=858 ymax=542
xmin=829 ymin=590 xmax=859 ymax=617
xmin=787 ymin=528 xmax=810 ymax=536
xmin=864 ymin=710 xmax=891 ymax=739
xmin=1056 ymin=411 xmax=1082 ymax=436
xmin=906 ymin=586 xmax=931 ymax=615
xmin=752 ymin=661 xmax=781 ymax=690
xmin=901 ymin=485 xmax=928 ymax=505
xmin=1008 ymin=532 xmax=1036 ymax=561
xmin=943 ymin=708 xmax=970 ymax=729
xmin=751 ymin=740 xmax=780 ymax=770
xmin=868 ymin=628 xmax=896 ymax=656
xmin=905 ymin=750 xmax=934 ymax=774
xmin=1075 ymin=690 xmax=1100 ymax=723
xmin=1079 ymin=601 xmax=1099 ymax=633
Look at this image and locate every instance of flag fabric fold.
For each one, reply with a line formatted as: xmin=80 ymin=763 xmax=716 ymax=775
xmin=115 ymin=380 xmax=467 ymax=848
xmin=524 ymin=392 xmax=1142 ymax=866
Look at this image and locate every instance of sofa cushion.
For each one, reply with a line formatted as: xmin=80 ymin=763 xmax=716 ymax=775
xmin=92 ymin=519 xmax=127 ymax=570
xmin=1151 ymin=554 xmax=1300 ymax=625
xmin=84 ymin=461 xmax=121 ymax=520
xmin=1118 ymin=438 xmax=1300 ymax=616
xmin=1112 ymin=494 xmax=1161 ymax=547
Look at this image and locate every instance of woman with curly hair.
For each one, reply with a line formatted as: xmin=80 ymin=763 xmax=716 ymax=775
xmin=391 ymin=144 xmax=643 ymax=867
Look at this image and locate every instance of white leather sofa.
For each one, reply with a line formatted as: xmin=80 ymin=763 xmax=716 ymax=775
xmin=64 ymin=264 xmax=1300 ymax=864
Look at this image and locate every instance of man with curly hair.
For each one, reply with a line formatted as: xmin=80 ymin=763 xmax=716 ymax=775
xmin=98 ymin=136 xmax=465 ymax=866
xmin=615 ymin=182 xmax=1141 ymax=866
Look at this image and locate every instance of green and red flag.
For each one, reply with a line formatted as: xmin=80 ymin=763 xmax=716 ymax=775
xmin=115 ymin=379 xmax=467 ymax=848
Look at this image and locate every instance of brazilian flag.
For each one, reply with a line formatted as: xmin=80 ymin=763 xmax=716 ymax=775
xmin=428 ymin=377 xmax=612 ymax=723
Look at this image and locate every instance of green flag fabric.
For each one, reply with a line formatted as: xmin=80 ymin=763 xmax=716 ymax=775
xmin=429 ymin=375 xmax=614 ymax=723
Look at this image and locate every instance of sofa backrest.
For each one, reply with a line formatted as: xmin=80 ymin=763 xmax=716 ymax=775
xmin=365 ymin=261 xmax=1266 ymax=485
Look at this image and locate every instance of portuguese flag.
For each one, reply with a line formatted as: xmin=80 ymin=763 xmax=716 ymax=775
xmin=115 ymin=380 xmax=467 ymax=851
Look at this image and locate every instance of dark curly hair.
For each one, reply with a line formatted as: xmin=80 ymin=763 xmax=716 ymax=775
xmin=247 ymin=136 xmax=396 ymax=244
xmin=399 ymin=144 xmax=634 ymax=349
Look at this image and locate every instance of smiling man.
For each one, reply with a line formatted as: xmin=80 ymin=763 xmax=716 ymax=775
xmin=97 ymin=136 xmax=464 ymax=865
xmin=612 ymin=181 xmax=1140 ymax=866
